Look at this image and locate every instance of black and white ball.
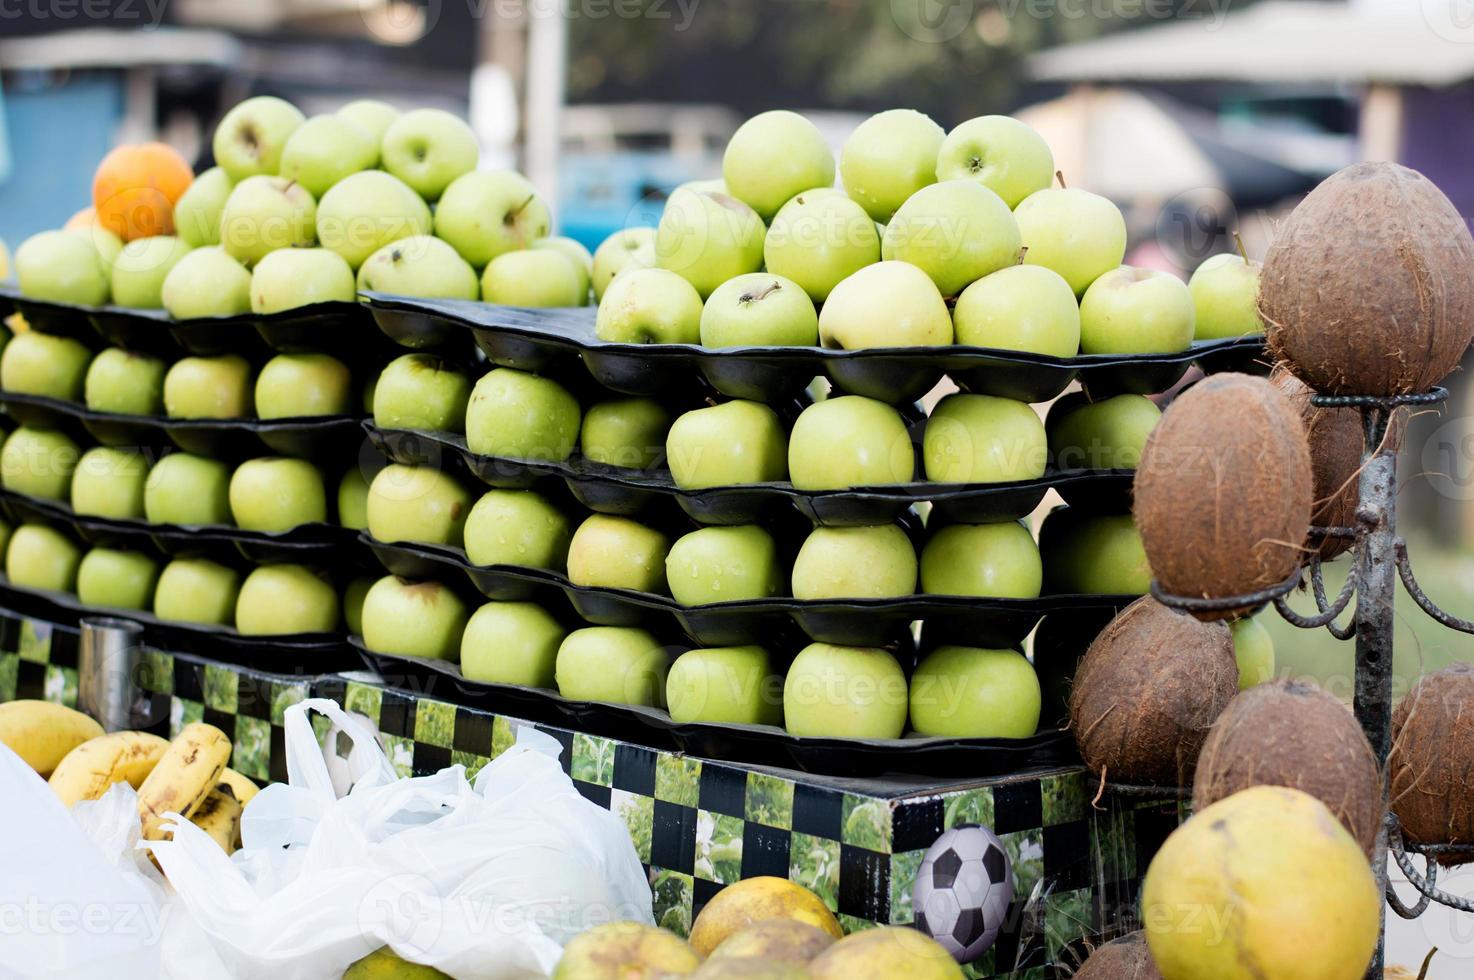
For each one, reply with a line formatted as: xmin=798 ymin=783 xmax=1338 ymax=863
xmin=912 ymin=823 xmax=1013 ymax=963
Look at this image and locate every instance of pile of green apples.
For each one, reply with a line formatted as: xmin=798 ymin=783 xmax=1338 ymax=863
xmin=11 ymin=95 xmax=591 ymax=317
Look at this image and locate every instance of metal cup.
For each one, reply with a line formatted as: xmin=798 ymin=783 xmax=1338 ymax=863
xmin=78 ymin=617 xmax=145 ymax=732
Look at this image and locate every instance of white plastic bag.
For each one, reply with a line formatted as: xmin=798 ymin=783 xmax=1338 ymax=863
xmin=146 ymin=698 xmax=653 ymax=980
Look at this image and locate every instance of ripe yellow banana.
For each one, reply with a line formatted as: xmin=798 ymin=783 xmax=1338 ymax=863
xmin=49 ymin=731 xmax=171 ymax=806
xmin=217 ymin=766 xmax=260 ymax=807
xmin=189 ymin=785 xmax=244 ymax=854
xmin=136 ymin=722 xmax=232 ymax=840
xmin=0 ymin=700 xmax=105 ymax=776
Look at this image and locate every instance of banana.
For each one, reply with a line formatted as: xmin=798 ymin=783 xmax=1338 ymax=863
xmin=216 ymin=766 xmax=260 ymax=807
xmin=48 ymin=731 xmax=170 ymax=806
xmin=189 ymin=786 xmax=244 ymax=854
xmin=136 ymin=722 xmax=232 ymax=840
xmin=0 ymin=700 xmax=105 ymax=776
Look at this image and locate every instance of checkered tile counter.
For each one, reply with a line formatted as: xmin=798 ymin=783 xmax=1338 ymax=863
xmin=0 ymin=607 xmax=1179 ymax=979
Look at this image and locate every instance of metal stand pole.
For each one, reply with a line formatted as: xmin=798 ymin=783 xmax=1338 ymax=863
xmin=77 ymin=616 xmax=145 ymax=732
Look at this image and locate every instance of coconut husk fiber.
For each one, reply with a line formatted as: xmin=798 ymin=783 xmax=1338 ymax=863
xmin=1390 ymin=662 xmax=1474 ymax=865
xmin=1259 ymin=161 xmax=1474 ymax=397
xmin=1133 ymin=373 xmax=1312 ymax=619
xmin=1068 ymin=596 xmax=1237 ymax=787
xmin=1193 ymin=678 xmax=1382 ymax=857
xmin=1070 ymin=932 xmax=1162 ymax=979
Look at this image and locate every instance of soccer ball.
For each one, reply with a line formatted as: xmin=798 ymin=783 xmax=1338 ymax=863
xmin=911 ymin=823 xmax=1014 ymax=963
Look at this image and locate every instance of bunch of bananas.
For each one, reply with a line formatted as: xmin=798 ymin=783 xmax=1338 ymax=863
xmin=1 ymin=699 xmax=258 ymax=853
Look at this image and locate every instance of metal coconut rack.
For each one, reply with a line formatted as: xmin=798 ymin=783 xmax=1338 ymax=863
xmin=1149 ymin=384 xmax=1474 ymax=977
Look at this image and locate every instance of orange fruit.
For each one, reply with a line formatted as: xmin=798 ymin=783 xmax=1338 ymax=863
xmin=92 ymin=143 xmax=194 ymax=241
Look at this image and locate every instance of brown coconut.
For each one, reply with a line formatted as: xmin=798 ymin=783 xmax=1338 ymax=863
xmin=1068 ymin=596 xmax=1237 ymax=787
xmin=1390 ymin=662 xmax=1474 ymax=864
xmin=1133 ymin=373 xmax=1312 ymax=619
xmin=1071 ymin=932 xmax=1162 ymax=979
xmin=1259 ymin=161 xmax=1474 ymax=397
xmin=1192 ymin=678 xmax=1382 ymax=857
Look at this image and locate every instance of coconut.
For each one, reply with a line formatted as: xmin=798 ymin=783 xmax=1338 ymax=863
xmin=1068 ymin=596 xmax=1237 ymax=787
xmin=1193 ymin=678 xmax=1381 ymax=857
xmin=1390 ymin=662 xmax=1474 ymax=864
xmin=1071 ymin=932 xmax=1162 ymax=980
xmin=1133 ymin=373 xmax=1311 ymax=618
xmin=1259 ymin=161 xmax=1474 ymax=397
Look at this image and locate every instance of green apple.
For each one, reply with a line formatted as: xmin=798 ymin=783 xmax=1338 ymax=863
xmin=434 ymin=171 xmax=551 ymax=268
xmin=1046 ymin=391 xmax=1161 ymax=470
xmin=591 ymin=228 xmax=657 ymax=301
xmin=764 ymin=192 xmax=880 ymax=303
xmin=667 ymin=646 xmax=782 ymax=725
xmin=923 ymin=393 xmax=1047 ymax=483
xmin=255 ymin=353 xmax=354 ymax=418
xmin=373 ymin=353 xmax=471 ymax=432
xmin=1039 ymin=508 xmax=1150 ymax=595
xmin=480 ymin=250 xmax=584 ymax=307
xmin=337 ymin=99 xmax=399 ymax=145
xmin=229 ymin=458 xmax=327 ymax=531
xmin=666 ymin=525 xmax=782 ymax=606
xmin=787 ymin=395 xmax=914 ymax=490
xmin=1231 ymin=613 xmax=1275 ymax=690
xmin=594 ymin=268 xmax=704 ymax=345
xmin=111 ymin=236 xmax=192 ymax=308
xmin=936 ymin=116 xmax=1054 ymax=209
xmin=357 ymin=235 xmax=479 ymax=300
xmin=839 ymin=108 xmax=945 ymax=223
xmin=219 ymin=177 xmax=317 ymax=267
xmin=909 ymin=645 xmax=1041 ymax=738
xmin=462 ymin=489 xmax=571 ymax=569
xmin=316 ymin=170 xmax=432 ymax=270
xmin=172 ymin=166 xmax=234 ymax=248
xmin=465 ymin=368 xmax=581 ymax=462
xmin=1014 ymin=187 xmax=1127 ymax=295
xmin=723 ymin=110 xmax=835 ymax=221
xmin=700 ymin=273 xmax=818 ymax=348
xmin=71 ymin=223 xmax=122 ymax=270
xmin=1190 ymin=251 xmax=1264 ymax=340
xmin=163 ymin=354 xmax=254 ymax=419
xmin=144 ymin=453 xmax=232 ymax=526
xmin=655 ymin=188 xmax=766 ymax=298
xmin=71 ymin=447 xmax=148 ymax=519
xmin=212 ymin=96 xmax=306 ymax=180
xmin=818 ymin=260 xmax=952 ymax=348
xmin=153 ymin=557 xmax=240 ymax=625
xmin=461 ymin=600 xmax=567 ymax=687
xmin=953 ymin=264 xmax=1080 ymax=356
xmin=666 ymin=400 xmax=788 ymax=489
xmin=361 ymin=575 xmax=469 ymax=660
xmin=6 ymin=524 xmax=81 ymax=593
xmin=580 ymin=398 xmax=671 ymax=470
xmin=791 ymin=523 xmax=916 ymax=600
xmin=76 ymin=547 xmax=158 ymax=610
xmin=782 ymin=642 xmax=907 ymax=739
xmin=236 ymin=563 xmax=339 ymax=634
xmin=162 ymin=247 xmax=252 ymax=318
xmin=920 ymin=521 xmax=1041 ymax=597
xmin=555 ymin=626 xmax=668 ymax=706
xmin=533 ymin=236 xmax=593 ymax=301
xmin=381 ymin=108 xmax=479 ymax=202
xmin=1079 ymin=266 xmax=1194 ymax=354
xmin=343 ymin=575 xmax=375 ymax=635
xmin=279 ymin=115 xmax=378 ymax=198
xmin=250 ymin=247 xmax=356 ymax=313
xmin=1 ymin=428 xmax=79 ymax=501
xmin=0 ymin=330 xmax=92 ymax=401
xmin=566 ymin=514 xmax=669 ymax=594
xmin=881 ymin=180 xmax=1020 ymax=297
xmin=337 ymin=466 xmax=371 ymax=530
xmin=14 ymin=230 xmax=109 ymax=305
xmin=84 ymin=348 xmax=166 ymax=416
xmin=366 ymin=464 xmax=472 ymax=548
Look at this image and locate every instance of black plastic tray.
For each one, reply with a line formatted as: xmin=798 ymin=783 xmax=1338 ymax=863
xmin=367 ymin=423 xmax=1134 ymax=527
xmin=355 ymin=643 xmax=1078 ymax=778
xmin=364 ymin=292 xmax=1266 ymax=404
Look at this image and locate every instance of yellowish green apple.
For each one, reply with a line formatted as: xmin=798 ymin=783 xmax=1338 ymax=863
xmin=144 ymin=453 xmax=232 ymax=526
xmin=229 ymin=458 xmax=327 ymax=531
xmin=111 ymin=236 xmax=192 ymax=308
xmin=666 ymin=646 xmax=782 ymax=725
xmin=1046 ymin=391 xmax=1161 ymax=470
xmin=255 ymin=353 xmax=354 ymax=418
xmin=953 ymin=264 xmax=1080 ymax=356
xmin=461 ymin=600 xmax=567 ymax=687
xmin=783 ymin=642 xmax=907 ymax=739
xmin=1039 ymin=508 xmax=1150 ymax=595
xmin=84 ymin=348 xmax=166 ymax=416
xmin=1190 ymin=250 xmax=1264 ymax=340
xmin=936 ymin=116 xmax=1054 ymax=208
xmin=71 ymin=447 xmax=148 ymax=519
xmin=163 ymin=354 xmax=254 ymax=419
xmin=219 ymin=177 xmax=317 ymax=266
xmin=788 ymin=395 xmax=914 ymax=489
xmin=373 ymin=353 xmax=471 ymax=432
xmin=1079 ymin=266 xmax=1194 ymax=354
xmin=6 ymin=524 xmax=81 ymax=593
xmin=1 ymin=427 xmax=79 ymax=500
xmin=566 ymin=514 xmax=670 ymax=594
xmin=366 ymin=463 xmax=472 ymax=547
xmin=342 ymin=575 xmax=374 ymax=634
xmin=152 ymin=557 xmax=240 ymax=625
xmin=462 ymin=488 xmax=571 ymax=570
xmin=764 ymin=191 xmax=880 ymax=303
xmin=172 ymin=166 xmax=233 ymax=248
xmin=250 ymin=247 xmax=356 ymax=313
xmin=595 ymin=267 xmax=704 ymax=344
xmin=1231 ymin=613 xmax=1276 ymax=690
xmin=213 ymin=96 xmax=305 ymax=180
xmin=791 ymin=523 xmax=917 ymax=599
xmin=236 ymin=563 xmax=339 ymax=634
xmin=337 ymin=466 xmax=371 ymax=530
xmin=555 ymin=626 xmax=669 ymax=707
xmin=923 ymin=393 xmax=1047 ymax=483
xmin=881 ymin=181 xmax=1020 ymax=297
xmin=14 ymin=230 xmax=109 ymax=305
xmin=381 ymin=108 xmax=479 ymax=202
xmin=434 ymin=170 xmax=551 ymax=268
xmin=700 ymin=273 xmax=818 ymax=348
xmin=481 ymin=250 xmax=584 ymax=307
xmin=279 ymin=114 xmax=378 ymax=198
xmin=839 ymin=108 xmax=945 ymax=223
xmin=580 ymin=398 xmax=671 ymax=470
xmin=465 ymin=368 xmax=581 ymax=462
xmin=0 ymin=330 xmax=92 ymax=401
xmin=666 ymin=400 xmax=788 ymax=489
xmin=665 ymin=524 xmax=783 ymax=606
xmin=591 ymin=228 xmax=656 ymax=301
xmin=336 ymin=99 xmax=399 ymax=145
xmin=361 ymin=575 xmax=468 ymax=660
xmin=909 ymin=645 xmax=1041 ymax=738
xmin=316 ymin=170 xmax=432 ymax=270
xmin=533 ymin=236 xmax=593 ymax=301
xmin=1014 ymin=186 xmax=1127 ymax=295
xmin=722 ymin=110 xmax=835 ymax=221
xmin=76 ymin=547 xmax=158 ymax=610
xmin=655 ymin=188 xmax=766 ymax=298
xmin=818 ymin=260 xmax=952 ymax=348
xmin=162 ymin=247 xmax=252 ymax=318
xmin=357 ymin=235 xmax=479 ymax=300
xmin=920 ymin=521 xmax=1041 ymax=597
